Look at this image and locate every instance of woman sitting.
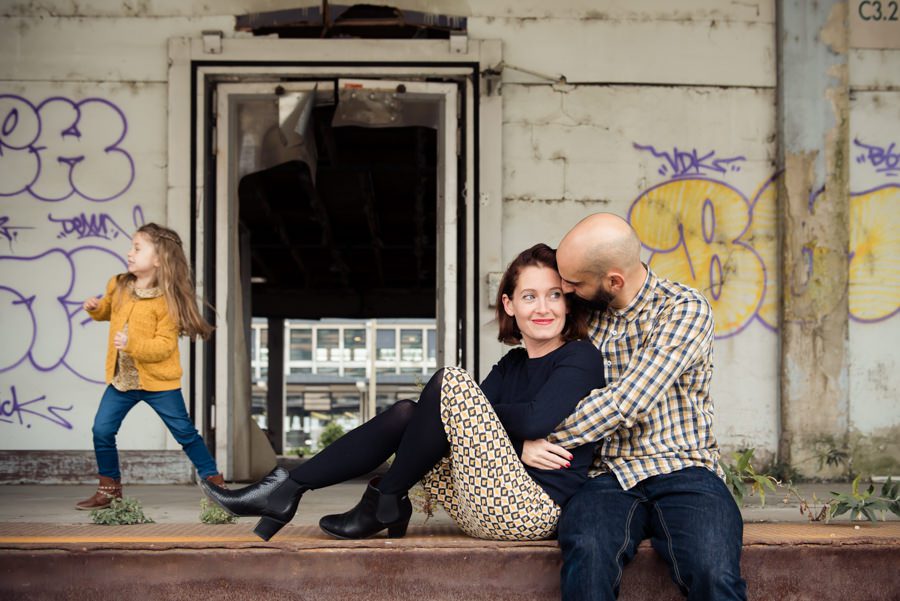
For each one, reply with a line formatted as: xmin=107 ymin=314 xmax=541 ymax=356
xmin=202 ymin=243 xmax=605 ymax=541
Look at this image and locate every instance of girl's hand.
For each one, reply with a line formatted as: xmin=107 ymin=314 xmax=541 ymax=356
xmin=521 ymin=439 xmax=573 ymax=470
xmin=83 ymin=295 xmax=102 ymax=311
xmin=113 ymin=331 xmax=128 ymax=350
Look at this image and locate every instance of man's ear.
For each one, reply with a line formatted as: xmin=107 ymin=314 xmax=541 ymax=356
xmin=608 ymin=272 xmax=625 ymax=292
xmin=501 ymin=294 xmax=515 ymax=317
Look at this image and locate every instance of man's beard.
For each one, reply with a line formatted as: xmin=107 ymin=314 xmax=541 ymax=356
xmin=567 ymin=289 xmax=613 ymax=312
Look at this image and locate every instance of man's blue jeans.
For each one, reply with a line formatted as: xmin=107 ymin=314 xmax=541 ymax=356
xmin=558 ymin=467 xmax=746 ymax=600
xmin=92 ymin=385 xmax=218 ymax=480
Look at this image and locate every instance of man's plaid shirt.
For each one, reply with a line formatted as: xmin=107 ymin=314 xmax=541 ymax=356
xmin=549 ymin=266 xmax=722 ymax=490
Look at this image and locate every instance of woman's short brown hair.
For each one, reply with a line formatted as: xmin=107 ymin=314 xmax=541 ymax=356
xmin=496 ymin=243 xmax=591 ymax=345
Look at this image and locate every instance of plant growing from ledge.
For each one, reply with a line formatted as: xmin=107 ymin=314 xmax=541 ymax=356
xmin=811 ymin=436 xmax=852 ymax=479
xmin=90 ymin=497 xmax=154 ymax=525
xmin=781 ymin=483 xmax=830 ymax=522
xmin=199 ymin=498 xmax=238 ymax=524
xmin=720 ymin=448 xmax=778 ymax=507
xmin=722 ymin=448 xmax=900 ymax=523
xmin=829 ymin=476 xmax=900 ymax=523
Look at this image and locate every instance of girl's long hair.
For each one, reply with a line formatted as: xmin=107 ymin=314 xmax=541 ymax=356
xmin=115 ymin=223 xmax=215 ymax=340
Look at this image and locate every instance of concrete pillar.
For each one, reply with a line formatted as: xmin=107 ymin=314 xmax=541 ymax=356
xmin=266 ymin=318 xmax=285 ymax=454
xmin=776 ymin=0 xmax=850 ymax=476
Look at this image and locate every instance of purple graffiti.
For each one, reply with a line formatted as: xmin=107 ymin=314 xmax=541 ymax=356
xmin=0 ymin=94 xmax=135 ymax=202
xmin=0 ymin=385 xmax=73 ymax=430
xmin=633 ymin=142 xmax=745 ymax=178
xmin=709 ymin=255 xmax=724 ymax=301
xmin=49 ymin=204 xmax=145 ymax=241
xmin=0 ymin=215 xmax=34 ymax=251
xmin=854 ymin=138 xmax=899 ymax=176
xmin=0 ymin=246 xmax=126 ymax=382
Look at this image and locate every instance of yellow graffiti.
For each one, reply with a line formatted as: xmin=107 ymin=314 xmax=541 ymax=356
xmin=630 ymin=178 xmax=899 ymax=335
xmin=745 ymin=176 xmax=778 ymax=329
xmin=850 ymin=185 xmax=900 ymax=322
xmin=629 ymin=179 xmax=765 ymax=336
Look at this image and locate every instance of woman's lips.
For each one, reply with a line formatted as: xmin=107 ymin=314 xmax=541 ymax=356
xmin=532 ymin=319 xmax=554 ymax=325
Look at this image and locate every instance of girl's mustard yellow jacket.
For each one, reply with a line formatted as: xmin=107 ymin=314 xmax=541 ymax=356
xmin=87 ymin=276 xmax=182 ymax=391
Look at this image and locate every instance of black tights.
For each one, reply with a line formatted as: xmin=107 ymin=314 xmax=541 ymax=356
xmin=289 ymin=369 xmax=448 ymax=495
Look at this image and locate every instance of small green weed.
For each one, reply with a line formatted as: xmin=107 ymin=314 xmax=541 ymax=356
xmin=722 ymin=447 xmax=900 ymax=524
xmin=90 ymin=497 xmax=154 ymax=525
xmin=199 ymin=498 xmax=237 ymax=524
xmin=829 ymin=476 xmax=900 ymax=523
xmin=408 ymin=484 xmax=435 ymax=522
xmin=782 ymin=483 xmax=830 ymax=521
xmin=720 ymin=448 xmax=778 ymax=506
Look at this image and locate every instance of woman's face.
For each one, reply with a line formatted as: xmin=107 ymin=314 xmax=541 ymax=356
xmin=502 ymin=265 xmax=568 ymax=349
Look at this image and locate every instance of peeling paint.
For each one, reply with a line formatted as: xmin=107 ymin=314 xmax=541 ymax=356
xmin=780 ymin=147 xmax=851 ymax=474
xmin=820 ymin=2 xmax=849 ymax=55
xmin=778 ymin=0 xmax=854 ymax=478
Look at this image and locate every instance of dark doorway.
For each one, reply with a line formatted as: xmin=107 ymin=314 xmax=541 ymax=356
xmin=238 ymin=105 xmax=438 ymax=319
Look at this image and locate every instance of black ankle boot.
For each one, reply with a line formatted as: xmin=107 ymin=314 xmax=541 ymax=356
xmin=200 ymin=466 xmax=307 ymax=541
xmin=319 ymin=478 xmax=411 ymax=540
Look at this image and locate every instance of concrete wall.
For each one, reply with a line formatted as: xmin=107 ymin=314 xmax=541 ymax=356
xmin=846 ymin=44 xmax=900 ymax=476
xmin=0 ymin=0 xmax=897 ymax=477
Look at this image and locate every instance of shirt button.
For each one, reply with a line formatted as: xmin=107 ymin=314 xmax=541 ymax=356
xmin=606 ymin=360 xmax=612 ymax=367
xmin=611 ymin=330 xmax=617 ymax=336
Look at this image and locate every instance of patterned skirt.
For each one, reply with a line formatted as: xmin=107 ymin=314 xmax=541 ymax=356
xmin=420 ymin=366 xmax=561 ymax=540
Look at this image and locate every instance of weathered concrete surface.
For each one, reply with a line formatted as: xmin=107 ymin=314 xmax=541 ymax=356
xmin=1 ymin=523 xmax=898 ymax=601
xmin=0 ymin=451 xmax=194 ymax=484
xmin=777 ymin=0 xmax=852 ymax=478
xmin=2 ymin=481 xmax=892 ymax=525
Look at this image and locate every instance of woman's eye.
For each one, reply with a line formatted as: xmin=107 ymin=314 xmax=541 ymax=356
xmin=550 ymin=291 xmax=562 ymax=299
xmin=522 ymin=294 xmax=535 ymax=301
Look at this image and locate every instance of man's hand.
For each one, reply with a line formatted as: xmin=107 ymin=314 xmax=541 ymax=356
xmin=83 ymin=295 xmax=102 ymax=311
xmin=521 ymin=439 xmax=573 ymax=470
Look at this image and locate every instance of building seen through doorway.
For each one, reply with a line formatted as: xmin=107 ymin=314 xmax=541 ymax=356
xmin=248 ymin=317 xmax=437 ymax=451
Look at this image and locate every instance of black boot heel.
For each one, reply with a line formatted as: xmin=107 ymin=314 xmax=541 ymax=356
xmin=254 ymin=516 xmax=287 ymax=541
xmin=387 ymin=522 xmax=409 ymax=538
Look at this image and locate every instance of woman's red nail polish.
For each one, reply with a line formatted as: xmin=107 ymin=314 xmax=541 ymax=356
xmin=565 ymin=462 xmax=571 ymax=468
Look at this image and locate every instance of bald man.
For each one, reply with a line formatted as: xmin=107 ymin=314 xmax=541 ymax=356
xmin=530 ymin=213 xmax=746 ymax=600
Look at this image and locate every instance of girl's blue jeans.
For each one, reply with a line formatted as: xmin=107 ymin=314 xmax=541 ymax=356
xmin=92 ymin=385 xmax=218 ymax=480
xmin=558 ymin=467 xmax=746 ymax=601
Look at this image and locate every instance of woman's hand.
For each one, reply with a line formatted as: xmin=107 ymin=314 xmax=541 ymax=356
xmin=83 ymin=295 xmax=102 ymax=311
xmin=113 ymin=331 xmax=128 ymax=350
xmin=521 ymin=439 xmax=573 ymax=470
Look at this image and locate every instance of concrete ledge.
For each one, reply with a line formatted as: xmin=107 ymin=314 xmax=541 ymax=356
xmin=0 ymin=451 xmax=194 ymax=484
xmin=1 ymin=523 xmax=898 ymax=600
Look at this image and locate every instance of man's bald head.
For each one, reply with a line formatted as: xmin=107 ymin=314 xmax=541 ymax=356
xmin=558 ymin=213 xmax=642 ymax=280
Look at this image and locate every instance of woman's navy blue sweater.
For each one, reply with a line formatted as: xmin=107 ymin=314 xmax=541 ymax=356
xmin=479 ymin=339 xmax=606 ymax=506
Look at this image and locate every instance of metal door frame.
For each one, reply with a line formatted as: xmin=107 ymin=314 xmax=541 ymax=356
xmin=168 ymin=37 xmax=503 ymax=476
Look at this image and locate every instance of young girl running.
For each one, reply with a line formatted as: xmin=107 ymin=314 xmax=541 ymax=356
xmin=76 ymin=223 xmax=223 ymax=510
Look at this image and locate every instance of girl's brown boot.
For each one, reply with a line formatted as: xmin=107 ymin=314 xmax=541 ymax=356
xmin=75 ymin=476 xmax=122 ymax=510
